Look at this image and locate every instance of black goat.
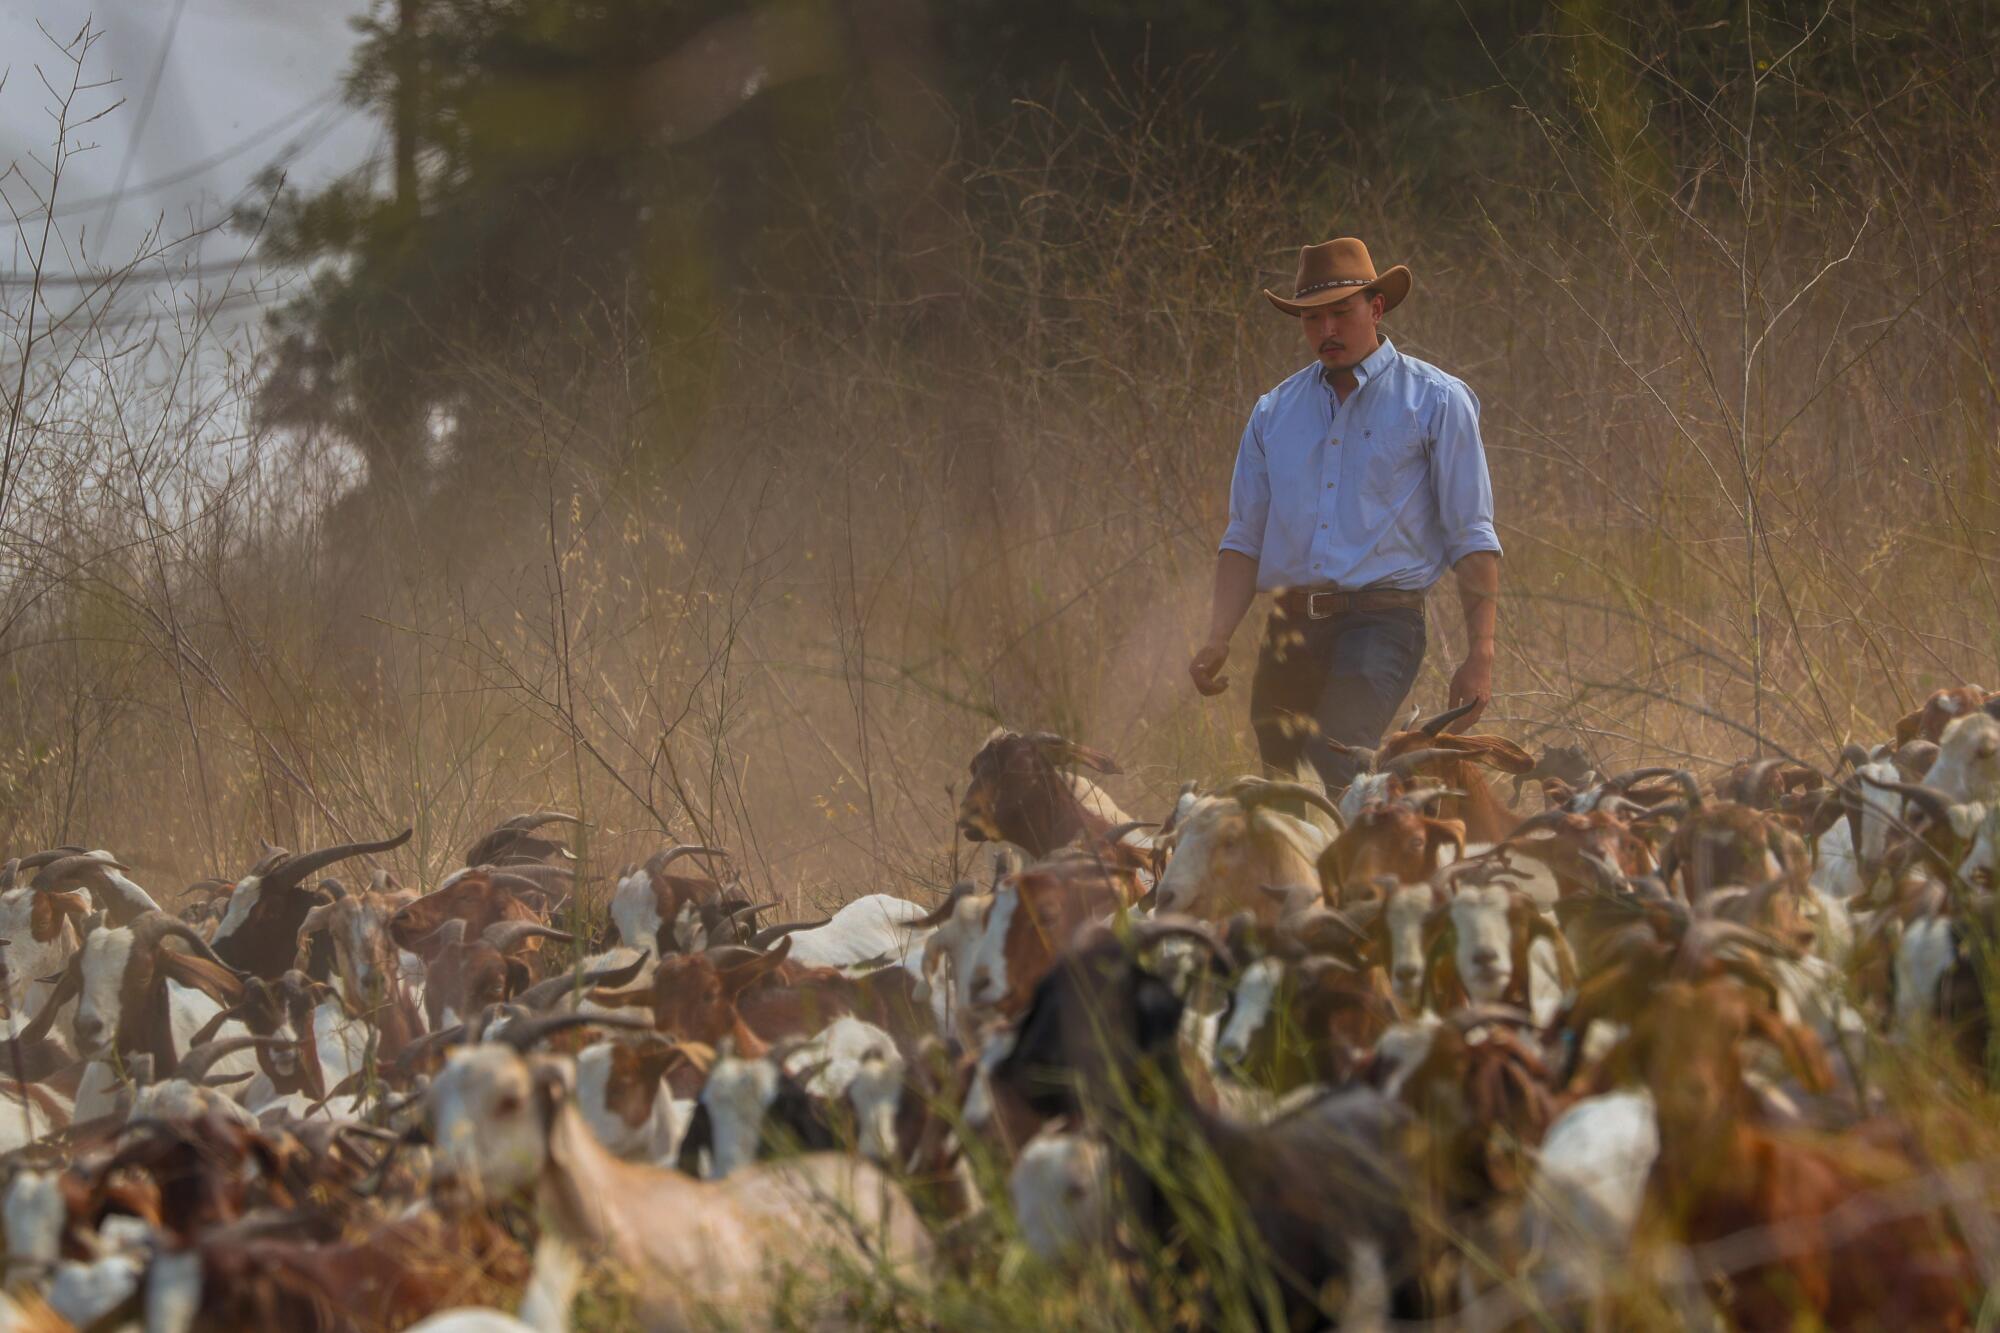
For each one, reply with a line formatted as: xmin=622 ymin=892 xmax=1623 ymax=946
xmin=989 ymin=922 xmax=1432 ymax=1327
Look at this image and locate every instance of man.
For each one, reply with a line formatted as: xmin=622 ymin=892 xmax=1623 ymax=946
xmin=1188 ymin=237 xmax=1501 ymax=793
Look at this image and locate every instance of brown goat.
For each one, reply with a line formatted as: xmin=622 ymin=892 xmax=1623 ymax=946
xmin=388 ymin=870 xmax=549 ymax=960
xmin=1622 ymin=979 xmax=1974 ymax=1329
xmin=955 ymin=728 xmax=1133 ymax=859
xmin=1317 ymin=795 xmax=1465 ymax=900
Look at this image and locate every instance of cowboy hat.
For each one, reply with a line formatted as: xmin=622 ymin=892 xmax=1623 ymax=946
xmin=1262 ymin=237 xmax=1412 ymax=317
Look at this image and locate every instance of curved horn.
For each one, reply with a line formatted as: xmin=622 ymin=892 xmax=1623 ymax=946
xmin=514 ymin=950 xmax=653 ymax=1010
xmin=1322 ymin=739 xmax=1379 ymax=773
xmin=177 ymin=1035 xmax=290 ymax=1086
xmin=1222 ymin=778 xmax=1346 ymax=830
xmin=495 ymin=1010 xmax=657 ymax=1052
xmin=1602 ymin=766 xmax=1681 ymax=794
xmin=647 ymin=844 xmax=732 ymax=875
xmin=1129 ymin=916 xmax=1238 ymax=975
xmin=1403 ymin=786 xmax=1466 ymax=813
xmin=501 ymin=810 xmax=589 ymax=831
xmin=14 ymin=846 xmax=87 ymax=875
xmin=29 ymin=853 xmax=132 ymax=892
xmin=135 ymin=912 xmax=244 ymax=975
xmin=747 ymin=916 xmax=832 ymax=951
xmin=1858 ymin=772 xmax=1953 ymax=830
xmin=260 ymin=829 xmax=414 ymax=896
xmin=1416 ymin=699 xmax=1480 ymax=737
xmin=1101 ymin=820 xmax=1158 ymax=844
xmin=1382 ymin=748 xmax=1459 ymax=779
xmin=480 ymin=921 xmax=575 ymax=953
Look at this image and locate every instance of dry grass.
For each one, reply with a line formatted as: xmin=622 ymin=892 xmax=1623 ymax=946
xmin=2 ymin=12 xmax=1998 ymax=1320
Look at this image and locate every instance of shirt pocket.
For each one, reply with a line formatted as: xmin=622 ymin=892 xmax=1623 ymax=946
xmin=1359 ymin=418 xmax=1427 ymax=508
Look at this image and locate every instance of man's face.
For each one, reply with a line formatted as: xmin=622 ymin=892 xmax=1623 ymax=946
xmin=1301 ymin=289 xmax=1384 ymax=371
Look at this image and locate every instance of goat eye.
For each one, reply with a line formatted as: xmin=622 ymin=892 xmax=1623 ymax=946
xmin=494 ymin=1092 xmax=524 ymax=1117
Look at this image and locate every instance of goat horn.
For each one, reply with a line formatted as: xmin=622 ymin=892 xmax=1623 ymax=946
xmin=1415 ymin=700 xmax=1480 ymax=737
xmin=726 ymin=900 xmax=781 ymax=928
xmin=176 ymin=1035 xmax=290 ymax=1085
xmin=135 ymin=912 xmax=243 ymax=975
xmin=1403 ymin=786 xmax=1466 ymax=813
xmin=647 ymin=844 xmax=732 ymax=874
xmin=495 ymin=1010 xmax=656 ymax=1052
xmin=500 ymin=811 xmax=589 ymax=831
xmin=747 ymin=916 xmax=831 ymax=950
xmin=514 ymin=950 xmax=653 ymax=1010
xmin=14 ymin=846 xmax=87 ymax=874
xmin=1129 ymin=915 xmax=1238 ymax=975
xmin=703 ymin=944 xmax=773 ymax=968
xmin=28 ymin=853 xmax=132 ymax=892
xmin=259 ymin=828 xmax=414 ymax=896
xmin=1382 ymin=748 xmax=1458 ymax=779
xmin=480 ymin=921 xmax=575 ymax=953
xmin=1101 ymin=820 xmax=1157 ymax=843
xmin=1602 ymin=766 xmax=1680 ymax=793
xmin=1857 ymin=772 xmax=1954 ymax=829
xmin=1221 ymin=777 xmax=1345 ymax=829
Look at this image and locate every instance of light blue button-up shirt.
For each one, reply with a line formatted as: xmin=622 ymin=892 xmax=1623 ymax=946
xmin=1218 ymin=338 xmax=1501 ymax=592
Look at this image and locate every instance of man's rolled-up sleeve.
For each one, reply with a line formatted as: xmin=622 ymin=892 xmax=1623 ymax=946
xmin=1218 ymin=411 xmax=1269 ymax=561
xmin=1429 ymin=380 xmax=1502 ymax=565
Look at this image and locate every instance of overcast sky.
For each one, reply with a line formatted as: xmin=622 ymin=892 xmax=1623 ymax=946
xmin=2 ymin=0 xmax=376 ymax=322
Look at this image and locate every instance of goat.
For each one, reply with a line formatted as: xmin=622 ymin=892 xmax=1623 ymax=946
xmin=962 ymin=854 xmax=1144 ymax=1017
xmin=391 ymin=869 xmax=556 ymax=961
xmin=208 ymin=828 xmax=412 ymax=978
xmin=422 ymin=920 xmax=577 ymax=1030
xmin=679 ymin=1023 xmax=895 ymax=1178
xmin=1317 ymin=789 xmax=1465 ymax=902
xmin=1422 ymin=870 xmax=1576 ymax=1026
xmin=295 ymin=888 xmax=428 ymax=1063
xmin=588 ymin=938 xmax=795 ymax=1055
xmin=1893 ymin=684 xmax=1997 ymax=746
xmin=22 ymin=912 xmax=255 ymax=1080
xmin=574 ymin=1035 xmax=706 ymax=1163
xmin=464 ymin=810 xmax=586 ymax=867
xmin=608 ymin=844 xmax=738 ymax=956
xmin=1009 ymin=1125 xmax=1112 ymax=1266
xmin=989 ymin=919 xmax=1433 ymax=1325
xmin=24 ymin=850 xmax=162 ymax=926
xmin=1619 ymin=978 xmax=1975 ymax=1328
xmin=1152 ymin=777 xmax=1342 ymax=921
xmin=1212 ymin=948 xmax=1401 ymax=1092
xmin=1333 ymin=699 xmax=1536 ymax=842
xmin=956 ymin=727 xmax=1138 ymax=859
xmin=426 ymin=1031 xmax=932 ymax=1329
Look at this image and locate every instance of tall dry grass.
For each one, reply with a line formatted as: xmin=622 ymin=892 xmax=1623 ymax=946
xmin=1 ymin=9 xmax=1995 ymax=924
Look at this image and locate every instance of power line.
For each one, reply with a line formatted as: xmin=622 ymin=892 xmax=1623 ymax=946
xmin=46 ymin=91 xmax=343 ymax=219
xmin=96 ymin=0 xmax=193 ymax=240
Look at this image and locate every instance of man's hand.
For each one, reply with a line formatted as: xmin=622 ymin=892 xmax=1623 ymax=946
xmin=1189 ymin=638 xmax=1232 ymax=696
xmin=1447 ymin=644 xmax=1493 ymax=727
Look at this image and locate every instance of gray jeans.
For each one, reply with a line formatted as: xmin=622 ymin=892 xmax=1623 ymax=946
xmin=1248 ymin=606 xmax=1427 ymax=795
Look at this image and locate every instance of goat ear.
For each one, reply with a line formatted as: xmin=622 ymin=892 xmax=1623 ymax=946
xmin=1892 ymin=706 xmax=1926 ymax=747
xmin=718 ymin=937 xmax=791 ymax=997
xmin=18 ymin=954 xmax=82 ymax=1042
xmin=1423 ymin=818 xmax=1468 ymax=873
xmin=157 ymin=950 xmax=245 ymax=1010
xmin=1743 ymin=1005 xmax=1833 ymax=1094
xmin=505 ymin=957 xmax=534 ymax=998
xmin=1429 ymin=736 xmax=1535 ymax=774
xmin=675 ymin=1101 xmax=713 ymax=1177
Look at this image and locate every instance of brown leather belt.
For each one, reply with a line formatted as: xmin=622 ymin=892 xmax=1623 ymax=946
xmin=1273 ymin=585 xmax=1426 ymax=620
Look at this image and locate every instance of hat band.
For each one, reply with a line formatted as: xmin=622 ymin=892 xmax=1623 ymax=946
xmin=1293 ymin=276 xmax=1374 ymax=298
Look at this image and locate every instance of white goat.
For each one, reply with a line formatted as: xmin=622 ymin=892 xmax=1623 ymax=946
xmin=428 ymin=1043 xmax=931 ymax=1330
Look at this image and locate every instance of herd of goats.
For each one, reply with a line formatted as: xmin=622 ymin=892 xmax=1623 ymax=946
xmin=1 ymin=685 xmax=1999 ymax=1330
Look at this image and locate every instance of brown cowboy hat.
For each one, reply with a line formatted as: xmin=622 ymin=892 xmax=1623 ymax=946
xmin=1262 ymin=237 xmax=1412 ymax=317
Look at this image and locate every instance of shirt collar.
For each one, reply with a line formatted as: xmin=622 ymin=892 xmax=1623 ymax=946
xmin=1320 ymin=336 xmax=1399 ymax=392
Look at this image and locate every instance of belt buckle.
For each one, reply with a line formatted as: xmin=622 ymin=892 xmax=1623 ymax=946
xmin=1306 ymin=590 xmax=1341 ymax=619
